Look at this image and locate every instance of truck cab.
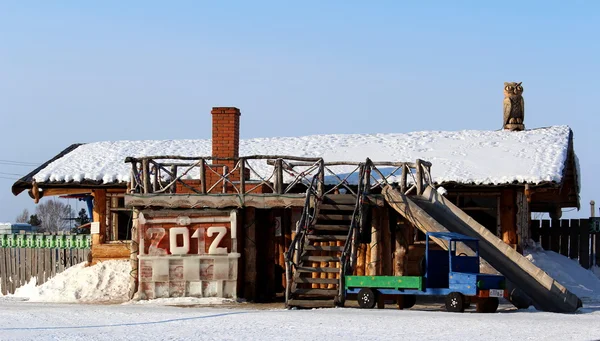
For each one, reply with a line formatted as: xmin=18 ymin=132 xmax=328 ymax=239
xmin=345 ymin=232 xmax=507 ymax=312
xmin=425 ymin=232 xmax=507 ymax=312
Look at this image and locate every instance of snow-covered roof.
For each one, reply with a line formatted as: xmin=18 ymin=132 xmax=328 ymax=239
xmin=21 ymin=125 xmax=574 ymax=188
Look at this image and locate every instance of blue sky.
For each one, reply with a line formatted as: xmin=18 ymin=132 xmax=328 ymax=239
xmin=0 ymin=1 xmax=598 ymax=221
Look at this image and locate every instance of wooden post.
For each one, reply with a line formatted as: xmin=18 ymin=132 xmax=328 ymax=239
xmin=560 ymin=219 xmax=570 ymax=256
xmin=394 ymin=223 xmax=408 ymax=276
xmin=275 ymin=159 xmax=284 ymax=194
xmin=368 ymin=208 xmax=380 ymax=276
xmin=569 ymin=219 xmax=579 ymax=259
xmin=317 ymin=160 xmax=325 ymax=198
xmin=243 ymin=208 xmax=257 ymax=300
xmin=550 ymin=219 xmax=560 ymax=253
xmin=199 ymin=159 xmax=207 ymax=194
xmin=400 ymin=164 xmax=407 ymax=193
xmin=239 ymin=158 xmax=246 ymax=194
xmin=170 ymin=165 xmax=177 ymax=193
xmin=500 ymin=189 xmax=518 ymax=248
xmin=0 ymin=248 xmax=7 ymax=295
xmin=92 ymin=189 xmax=107 ymax=246
xmin=365 ymin=242 xmax=372 ymax=276
xmin=381 ymin=208 xmax=391 ymax=276
xmin=131 ymin=162 xmax=141 ymax=193
xmin=151 ymin=164 xmax=159 ymax=192
xmin=129 ymin=209 xmax=140 ymax=299
xmin=356 ymin=243 xmax=366 ymax=276
xmin=579 ymin=218 xmax=590 ymax=269
xmin=415 ymin=160 xmax=423 ymax=195
xmin=141 ymin=159 xmax=151 ymax=194
xmin=540 ymin=220 xmax=550 ymax=250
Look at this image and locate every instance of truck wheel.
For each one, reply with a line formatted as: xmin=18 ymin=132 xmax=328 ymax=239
xmin=398 ymin=295 xmax=417 ymax=309
xmin=445 ymin=292 xmax=465 ymax=313
xmin=357 ymin=288 xmax=377 ymax=309
xmin=476 ymin=297 xmax=499 ymax=313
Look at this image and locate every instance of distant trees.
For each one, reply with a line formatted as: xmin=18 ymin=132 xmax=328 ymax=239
xmin=71 ymin=208 xmax=91 ymax=234
xmin=34 ymin=200 xmax=74 ymax=233
xmin=15 ymin=209 xmax=42 ymax=227
xmin=15 ymin=209 xmax=30 ymax=223
xmin=16 ymin=201 xmax=91 ymax=234
xmin=28 ymin=214 xmax=42 ymax=227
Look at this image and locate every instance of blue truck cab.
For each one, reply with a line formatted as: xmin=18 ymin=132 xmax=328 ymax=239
xmin=345 ymin=232 xmax=508 ymax=313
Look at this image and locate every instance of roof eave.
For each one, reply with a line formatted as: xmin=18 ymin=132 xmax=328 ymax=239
xmin=11 ymin=143 xmax=85 ymax=196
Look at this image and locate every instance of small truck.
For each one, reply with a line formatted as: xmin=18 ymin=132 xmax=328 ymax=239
xmin=345 ymin=232 xmax=508 ymax=313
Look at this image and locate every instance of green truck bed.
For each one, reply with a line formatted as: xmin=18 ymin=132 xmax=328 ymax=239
xmin=345 ymin=276 xmax=423 ymax=291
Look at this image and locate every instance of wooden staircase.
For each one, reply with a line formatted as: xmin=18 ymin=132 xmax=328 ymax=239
xmin=287 ymin=194 xmax=357 ymax=308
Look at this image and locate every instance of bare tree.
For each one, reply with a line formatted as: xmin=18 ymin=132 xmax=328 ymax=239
xmin=15 ymin=209 xmax=30 ymax=223
xmin=35 ymin=199 xmax=74 ymax=233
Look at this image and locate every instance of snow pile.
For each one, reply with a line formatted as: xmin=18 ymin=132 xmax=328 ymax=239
xmin=128 ymin=297 xmax=237 ymax=306
xmin=525 ymin=245 xmax=600 ymax=302
xmin=13 ymin=260 xmax=131 ymax=303
xmin=32 ymin=126 xmax=572 ymax=186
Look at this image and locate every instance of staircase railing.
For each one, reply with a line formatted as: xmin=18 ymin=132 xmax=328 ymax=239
xmin=284 ymin=174 xmax=321 ymax=307
xmin=337 ymin=159 xmax=371 ymax=305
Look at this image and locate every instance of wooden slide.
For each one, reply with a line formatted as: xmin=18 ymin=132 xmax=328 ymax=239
xmin=383 ymin=185 xmax=582 ymax=313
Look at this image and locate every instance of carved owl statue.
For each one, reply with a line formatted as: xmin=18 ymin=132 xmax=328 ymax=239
xmin=503 ymin=82 xmax=525 ymax=131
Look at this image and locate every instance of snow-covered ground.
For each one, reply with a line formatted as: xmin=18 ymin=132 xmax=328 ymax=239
xmin=3 ymin=244 xmax=600 ymax=340
xmin=0 ymin=300 xmax=599 ymax=341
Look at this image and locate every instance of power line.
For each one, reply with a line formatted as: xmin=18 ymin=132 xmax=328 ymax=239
xmin=0 ymin=176 xmax=19 ymax=180
xmin=0 ymin=159 xmax=40 ymax=165
xmin=0 ymin=159 xmax=40 ymax=166
xmin=0 ymin=171 xmax=23 ymax=176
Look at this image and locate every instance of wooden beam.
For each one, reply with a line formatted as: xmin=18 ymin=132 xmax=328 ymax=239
xmin=91 ymin=242 xmax=131 ymax=259
xmin=41 ymin=188 xmax=94 ymax=197
xmin=92 ymin=189 xmax=107 ymax=246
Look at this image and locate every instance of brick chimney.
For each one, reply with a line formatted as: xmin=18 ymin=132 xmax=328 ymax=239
xmin=211 ymin=107 xmax=241 ymax=160
xmin=208 ymin=107 xmax=242 ymax=192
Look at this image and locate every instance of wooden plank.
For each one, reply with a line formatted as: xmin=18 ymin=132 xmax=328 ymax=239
xmin=569 ymin=219 xmax=579 ymax=259
xmin=595 ymin=231 xmax=600 ymax=267
xmin=11 ymin=248 xmax=17 ymax=293
xmin=540 ymin=220 xmax=550 ymax=250
xmin=19 ymin=248 xmax=26 ymax=287
xmin=25 ymin=248 xmax=32 ymax=286
xmin=125 ymin=194 xmax=307 ymax=210
xmin=44 ymin=248 xmax=51 ymax=283
xmin=36 ymin=248 xmax=44 ymax=286
xmin=50 ymin=248 xmax=57 ymax=278
xmin=91 ymin=243 xmax=131 ymax=259
xmin=530 ymin=219 xmax=540 ymax=243
xmin=579 ymin=219 xmax=590 ymax=269
xmin=57 ymin=249 xmax=65 ymax=274
xmin=550 ymin=219 xmax=560 ymax=253
xmin=0 ymin=248 xmax=7 ymax=295
xmin=592 ymin=233 xmax=598 ymax=268
xmin=559 ymin=219 xmax=570 ymax=257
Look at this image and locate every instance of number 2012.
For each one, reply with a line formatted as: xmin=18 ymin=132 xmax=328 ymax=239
xmin=142 ymin=226 xmax=228 ymax=255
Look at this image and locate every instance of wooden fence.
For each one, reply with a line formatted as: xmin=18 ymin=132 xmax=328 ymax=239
xmin=530 ymin=218 xmax=600 ymax=269
xmin=0 ymin=233 xmax=91 ymax=295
